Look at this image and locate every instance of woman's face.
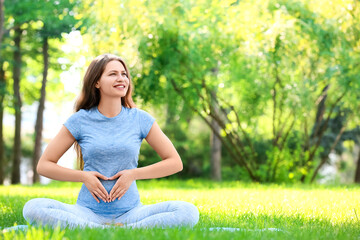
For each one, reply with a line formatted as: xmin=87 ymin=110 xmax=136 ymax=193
xmin=95 ymin=60 xmax=129 ymax=99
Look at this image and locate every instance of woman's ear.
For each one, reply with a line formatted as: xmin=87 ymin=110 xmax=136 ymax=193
xmin=95 ymin=81 xmax=100 ymax=88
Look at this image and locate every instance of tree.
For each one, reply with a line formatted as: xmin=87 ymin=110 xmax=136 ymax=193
xmin=76 ymin=0 xmax=360 ymax=182
xmin=210 ymin=90 xmax=222 ymax=181
xmin=11 ymin=24 xmax=22 ymax=184
xmin=134 ymin=1 xmax=235 ymax=180
xmin=5 ymin=0 xmax=43 ymax=183
xmin=136 ymin=0 xmax=360 ymax=182
xmin=32 ymin=0 xmax=78 ymax=183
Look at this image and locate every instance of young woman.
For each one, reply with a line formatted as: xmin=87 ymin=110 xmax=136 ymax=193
xmin=22 ymin=53 xmax=199 ymax=229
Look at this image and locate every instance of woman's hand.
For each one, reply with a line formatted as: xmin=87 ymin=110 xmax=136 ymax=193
xmin=108 ymin=169 xmax=135 ymax=202
xmin=81 ymin=171 xmax=109 ymax=203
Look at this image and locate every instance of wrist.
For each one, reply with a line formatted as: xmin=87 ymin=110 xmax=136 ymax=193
xmin=131 ymin=169 xmax=138 ymax=181
xmin=79 ymin=170 xmax=86 ymax=183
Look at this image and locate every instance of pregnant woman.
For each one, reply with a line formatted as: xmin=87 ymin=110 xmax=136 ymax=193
xmin=22 ymin=53 xmax=199 ymax=229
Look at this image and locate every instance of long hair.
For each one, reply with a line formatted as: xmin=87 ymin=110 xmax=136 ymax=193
xmin=74 ymin=54 xmax=136 ymax=170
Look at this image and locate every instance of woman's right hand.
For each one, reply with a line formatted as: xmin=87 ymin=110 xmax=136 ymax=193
xmin=81 ymin=171 xmax=110 ymax=203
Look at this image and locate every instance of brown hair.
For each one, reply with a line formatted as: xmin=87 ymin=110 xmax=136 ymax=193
xmin=74 ymin=53 xmax=136 ymax=170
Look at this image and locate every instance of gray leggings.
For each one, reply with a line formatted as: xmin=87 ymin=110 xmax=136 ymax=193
xmin=23 ymin=198 xmax=199 ymax=229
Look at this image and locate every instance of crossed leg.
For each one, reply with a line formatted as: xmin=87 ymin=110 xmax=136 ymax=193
xmin=115 ymin=200 xmax=199 ymax=229
xmin=22 ymin=198 xmax=107 ymax=229
xmin=23 ymin=198 xmax=199 ymax=230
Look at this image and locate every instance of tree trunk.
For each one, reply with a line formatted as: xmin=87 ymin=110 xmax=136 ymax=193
xmin=300 ymin=85 xmax=329 ymax=182
xmin=210 ymin=117 xmax=221 ymax=181
xmin=11 ymin=26 xmax=22 ymax=184
xmin=210 ymin=89 xmax=221 ymax=181
xmin=32 ymin=37 xmax=48 ymax=183
xmin=355 ymin=146 xmax=360 ymax=183
xmin=310 ymin=123 xmax=347 ymax=183
xmin=170 ymin=78 xmax=259 ymax=181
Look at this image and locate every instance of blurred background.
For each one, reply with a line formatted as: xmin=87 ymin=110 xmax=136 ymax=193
xmin=0 ymin=0 xmax=359 ymax=185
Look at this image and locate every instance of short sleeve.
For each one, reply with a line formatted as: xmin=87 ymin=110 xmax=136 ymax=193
xmin=138 ymin=109 xmax=156 ymax=139
xmin=63 ymin=110 xmax=83 ymax=141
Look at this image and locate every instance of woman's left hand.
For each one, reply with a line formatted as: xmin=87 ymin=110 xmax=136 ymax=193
xmin=108 ymin=169 xmax=136 ymax=202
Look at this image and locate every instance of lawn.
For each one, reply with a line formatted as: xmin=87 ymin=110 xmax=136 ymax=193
xmin=0 ymin=179 xmax=359 ymax=239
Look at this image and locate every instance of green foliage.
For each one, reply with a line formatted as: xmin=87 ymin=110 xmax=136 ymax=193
xmin=73 ymin=0 xmax=360 ymax=183
xmin=1 ymin=0 xmax=81 ymax=110
xmin=2 ymin=0 xmax=360 ymax=183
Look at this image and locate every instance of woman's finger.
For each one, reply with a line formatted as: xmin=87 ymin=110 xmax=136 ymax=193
xmin=118 ymin=192 xmax=124 ymax=200
xmin=108 ymin=172 xmax=121 ymax=180
xmin=99 ymin=190 xmax=109 ymax=203
xmin=110 ymin=190 xmax=118 ymax=201
xmin=98 ymin=184 xmax=109 ymax=200
xmin=91 ymin=192 xmax=100 ymax=203
xmin=118 ymin=191 xmax=126 ymax=200
xmin=111 ymin=187 xmax=122 ymax=201
xmin=113 ymin=189 xmax=125 ymax=201
xmin=92 ymin=173 xmax=109 ymax=198
xmin=109 ymin=187 xmax=115 ymax=198
xmin=96 ymin=172 xmax=109 ymax=181
xmin=109 ymin=183 xmax=120 ymax=198
xmin=110 ymin=192 xmax=117 ymax=201
xmin=93 ymin=190 xmax=106 ymax=202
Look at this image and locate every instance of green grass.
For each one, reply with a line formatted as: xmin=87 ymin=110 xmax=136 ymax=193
xmin=0 ymin=179 xmax=359 ymax=239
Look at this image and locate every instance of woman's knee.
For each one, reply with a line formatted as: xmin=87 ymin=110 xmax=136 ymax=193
xmin=177 ymin=201 xmax=200 ymax=227
xmin=23 ymin=198 xmax=52 ymax=222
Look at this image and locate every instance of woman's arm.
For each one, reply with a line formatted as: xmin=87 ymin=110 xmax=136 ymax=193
xmin=131 ymin=121 xmax=183 ymax=180
xmin=108 ymin=121 xmax=183 ymax=201
xmin=37 ymin=125 xmax=110 ymax=203
xmin=37 ymin=125 xmax=84 ymax=182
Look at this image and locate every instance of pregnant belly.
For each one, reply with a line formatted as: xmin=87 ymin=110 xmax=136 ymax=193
xmin=76 ymin=179 xmax=140 ymax=216
xmin=99 ymin=179 xmax=118 ymax=193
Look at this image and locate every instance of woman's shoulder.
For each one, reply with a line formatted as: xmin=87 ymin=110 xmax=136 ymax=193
xmin=73 ymin=108 xmax=90 ymax=116
xmin=67 ymin=107 xmax=93 ymax=120
xmin=131 ymin=107 xmax=155 ymax=123
xmin=128 ymin=107 xmax=151 ymax=116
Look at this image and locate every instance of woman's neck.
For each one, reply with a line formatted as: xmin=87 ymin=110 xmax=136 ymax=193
xmin=97 ymin=98 xmax=122 ymax=118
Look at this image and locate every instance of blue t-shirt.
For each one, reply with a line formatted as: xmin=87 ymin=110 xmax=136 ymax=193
xmin=63 ymin=105 xmax=155 ymax=218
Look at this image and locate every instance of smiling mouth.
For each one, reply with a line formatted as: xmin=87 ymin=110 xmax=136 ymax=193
xmin=114 ymin=84 xmax=126 ymax=89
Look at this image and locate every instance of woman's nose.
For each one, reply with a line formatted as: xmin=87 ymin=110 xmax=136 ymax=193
xmin=116 ymin=75 xmax=126 ymax=81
